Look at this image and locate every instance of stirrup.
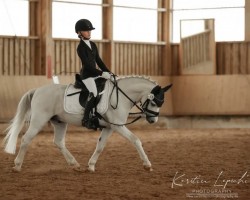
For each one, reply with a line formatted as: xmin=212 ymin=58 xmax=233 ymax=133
xmin=82 ymin=120 xmax=97 ymax=130
xmin=82 ymin=117 xmax=106 ymax=130
xmin=82 ymin=116 xmax=98 ymax=130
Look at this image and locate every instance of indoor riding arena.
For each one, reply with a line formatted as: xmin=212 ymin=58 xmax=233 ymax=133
xmin=0 ymin=1 xmax=250 ymax=200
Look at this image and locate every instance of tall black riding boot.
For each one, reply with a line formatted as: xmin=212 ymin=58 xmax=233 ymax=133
xmin=82 ymin=92 xmax=97 ymax=130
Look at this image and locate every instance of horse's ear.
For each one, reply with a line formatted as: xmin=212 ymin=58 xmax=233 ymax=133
xmin=162 ymin=84 xmax=172 ymax=93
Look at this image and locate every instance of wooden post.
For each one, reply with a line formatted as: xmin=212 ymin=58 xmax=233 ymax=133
xmin=245 ymin=0 xmax=250 ymax=41
xmin=29 ymin=0 xmax=41 ymax=75
xmin=206 ymin=19 xmax=216 ymax=74
xmin=29 ymin=0 xmax=54 ymax=77
xmin=158 ymin=0 xmax=172 ymax=75
xmin=40 ymin=0 xmax=54 ymax=78
xmin=102 ymin=0 xmax=113 ymax=72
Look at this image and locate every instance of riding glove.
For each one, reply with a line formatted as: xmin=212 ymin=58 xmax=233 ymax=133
xmin=102 ymin=71 xmax=111 ymax=79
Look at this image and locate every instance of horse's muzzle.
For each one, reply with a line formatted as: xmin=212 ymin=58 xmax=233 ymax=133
xmin=146 ymin=116 xmax=158 ymax=124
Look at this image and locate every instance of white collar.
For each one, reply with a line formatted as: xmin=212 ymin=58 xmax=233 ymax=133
xmin=82 ymin=39 xmax=91 ymax=49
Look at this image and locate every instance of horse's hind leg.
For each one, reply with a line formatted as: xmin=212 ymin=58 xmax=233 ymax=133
xmin=13 ymin=117 xmax=48 ymax=172
xmin=88 ymin=128 xmax=113 ymax=172
xmin=51 ymin=120 xmax=80 ymax=169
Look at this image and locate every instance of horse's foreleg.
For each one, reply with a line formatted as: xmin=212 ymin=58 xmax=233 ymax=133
xmin=88 ymin=128 xmax=113 ymax=172
xmin=51 ymin=120 xmax=80 ymax=169
xmin=114 ymin=126 xmax=152 ymax=171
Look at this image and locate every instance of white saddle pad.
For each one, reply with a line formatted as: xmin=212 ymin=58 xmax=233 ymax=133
xmin=64 ymin=81 xmax=112 ymax=115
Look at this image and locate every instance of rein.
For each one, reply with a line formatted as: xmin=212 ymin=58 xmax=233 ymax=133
xmin=97 ymin=75 xmax=157 ymax=126
xmin=96 ymin=112 xmax=142 ymax=126
xmin=109 ymin=75 xmax=144 ymax=113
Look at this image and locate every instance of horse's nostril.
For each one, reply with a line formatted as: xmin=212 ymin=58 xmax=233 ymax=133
xmin=147 ymin=117 xmax=155 ymax=124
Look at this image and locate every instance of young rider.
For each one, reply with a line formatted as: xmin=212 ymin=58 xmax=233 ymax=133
xmin=75 ymin=19 xmax=112 ymax=130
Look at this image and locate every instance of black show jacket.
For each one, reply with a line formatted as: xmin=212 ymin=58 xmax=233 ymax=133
xmin=77 ymin=39 xmax=110 ymax=79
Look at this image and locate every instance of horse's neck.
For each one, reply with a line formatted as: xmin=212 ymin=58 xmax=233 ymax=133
xmin=118 ymin=77 xmax=155 ymax=102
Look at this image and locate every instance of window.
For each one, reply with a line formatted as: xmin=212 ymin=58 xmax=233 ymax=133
xmin=172 ymin=0 xmax=245 ymax=42
xmin=0 ymin=0 xmax=28 ymax=36
xmin=113 ymin=0 xmax=158 ymax=42
xmin=52 ymin=0 xmax=102 ymax=39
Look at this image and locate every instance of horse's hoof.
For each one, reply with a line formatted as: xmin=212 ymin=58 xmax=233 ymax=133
xmin=12 ymin=166 xmax=21 ymax=172
xmin=144 ymin=165 xmax=153 ymax=172
xmin=88 ymin=165 xmax=95 ymax=173
xmin=72 ymin=166 xmax=83 ymax=172
xmin=87 ymin=166 xmax=95 ymax=173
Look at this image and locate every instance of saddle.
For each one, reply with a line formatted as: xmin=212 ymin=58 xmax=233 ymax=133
xmin=74 ymin=74 xmax=107 ymax=108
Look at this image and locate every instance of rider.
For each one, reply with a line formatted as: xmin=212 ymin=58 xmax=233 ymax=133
xmin=75 ymin=19 xmax=112 ymax=130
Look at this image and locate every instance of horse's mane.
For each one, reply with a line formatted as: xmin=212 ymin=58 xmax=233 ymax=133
xmin=116 ymin=75 xmax=158 ymax=85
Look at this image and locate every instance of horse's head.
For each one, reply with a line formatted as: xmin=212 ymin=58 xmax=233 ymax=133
xmin=142 ymin=84 xmax=172 ymax=124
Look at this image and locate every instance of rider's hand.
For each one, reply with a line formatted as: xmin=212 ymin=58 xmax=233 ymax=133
xmin=102 ymin=71 xmax=111 ymax=79
xmin=109 ymin=73 xmax=116 ymax=82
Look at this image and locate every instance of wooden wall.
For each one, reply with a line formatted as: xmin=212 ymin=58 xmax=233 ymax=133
xmin=113 ymin=42 xmax=163 ymax=75
xmin=0 ymin=36 xmax=41 ymax=75
xmin=170 ymin=75 xmax=250 ymax=115
xmin=3 ymin=75 xmax=250 ymax=121
xmin=2 ymin=36 xmax=250 ymax=77
xmin=53 ymin=39 xmax=164 ymax=76
xmin=216 ymin=42 xmax=250 ymax=74
xmin=171 ymin=42 xmax=250 ymax=75
xmin=1 ymin=36 xmax=250 ymax=119
xmin=54 ymin=38 xmax=81 ymax=75
xmin=181 ymin=31 xmax=211 ymax=69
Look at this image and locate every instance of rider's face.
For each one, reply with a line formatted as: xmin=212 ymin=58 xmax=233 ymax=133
xmin=80 ymin=31 xmax=91 ymax=39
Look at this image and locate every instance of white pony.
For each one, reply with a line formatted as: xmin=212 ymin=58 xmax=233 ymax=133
xmin=3 ymin=76 xmax=172 ymax=172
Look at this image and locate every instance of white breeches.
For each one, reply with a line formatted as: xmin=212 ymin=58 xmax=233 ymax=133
xmin=82 ymin=77 xmax=98 ymax=97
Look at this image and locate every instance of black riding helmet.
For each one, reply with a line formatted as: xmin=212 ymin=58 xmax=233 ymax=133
xmin=75 ymin=19 xmax=95 ymax=33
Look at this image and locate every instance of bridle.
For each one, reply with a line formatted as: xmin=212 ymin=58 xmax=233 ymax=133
xmin=141 ymin=93 xmax=163 ymax=118
xmin=140 ymin=84 xmax=167 ymax=120
xmin=96 ymin=76 xmax=164 ymax=126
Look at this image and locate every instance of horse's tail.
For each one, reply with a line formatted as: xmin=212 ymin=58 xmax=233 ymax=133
xmin=3 ymin=89 xmax=36 ymax=154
